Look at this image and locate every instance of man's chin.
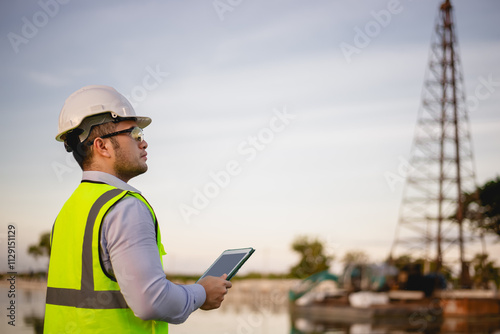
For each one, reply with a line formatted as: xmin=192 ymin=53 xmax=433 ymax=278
xmin=135 ymin=164 xmax=148 ymax=176
xmin=114 ymin=164 xmax=148 ymax=182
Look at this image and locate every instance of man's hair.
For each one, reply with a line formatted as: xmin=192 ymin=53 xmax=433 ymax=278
xmin=66 ymin=121 xmax=120 ymax=170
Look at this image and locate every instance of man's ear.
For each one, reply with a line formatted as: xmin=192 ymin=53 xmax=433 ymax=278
xmin=93 ymin=138 xmax=112 ymax=158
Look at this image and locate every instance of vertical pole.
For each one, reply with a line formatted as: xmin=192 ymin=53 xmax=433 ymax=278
xmin=436 ymin=0 xmax=450 ymax=275
xmin=441 ymin=0 xmax=466 ymax=286
xmin=446 ymin=2 xmax=466 ymax=287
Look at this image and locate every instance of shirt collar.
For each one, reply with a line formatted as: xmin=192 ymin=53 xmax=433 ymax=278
xmin=82 ymin=171 xmax=141 ymax=193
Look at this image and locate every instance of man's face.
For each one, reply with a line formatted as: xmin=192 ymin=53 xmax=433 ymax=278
xmin=109 ymin=120 xmax=149 ymax=182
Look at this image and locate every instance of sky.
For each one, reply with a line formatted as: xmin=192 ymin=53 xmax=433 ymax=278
xmin=0 ymin=0 xmax=499 ymax=276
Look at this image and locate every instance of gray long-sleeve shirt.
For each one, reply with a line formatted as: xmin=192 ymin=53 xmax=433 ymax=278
xmin=82 ymin=171 xmax=206 ymax=324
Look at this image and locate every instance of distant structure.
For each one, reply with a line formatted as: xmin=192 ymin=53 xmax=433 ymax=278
xmin=390 ymin=0 xmax=477 ymax=286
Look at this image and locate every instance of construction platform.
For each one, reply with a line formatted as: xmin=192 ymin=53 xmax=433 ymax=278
xmin=290 ymin=289 xmax=500 ymax=332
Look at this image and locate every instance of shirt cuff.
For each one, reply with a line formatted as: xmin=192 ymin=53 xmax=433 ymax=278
xmin=191 ymin=283 xmax=207 ymax=309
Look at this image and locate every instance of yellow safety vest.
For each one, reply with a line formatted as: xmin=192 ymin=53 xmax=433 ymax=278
xmin=44 ymin=181 xmax=169 ymax=333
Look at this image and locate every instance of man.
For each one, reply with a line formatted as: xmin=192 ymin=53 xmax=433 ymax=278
xmin=44 ymin=85 xmax=231 ymax=333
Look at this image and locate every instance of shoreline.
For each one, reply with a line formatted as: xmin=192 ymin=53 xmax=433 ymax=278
xmin=0 ymin=277 xmax=299 ymax=295
xmin=0 ymin=277 xmax=48 ymax=291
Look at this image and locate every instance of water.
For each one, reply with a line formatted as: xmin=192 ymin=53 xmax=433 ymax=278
xmin=1 ymin=283 xmax=45 ymax=334
xmin=1 ymin=281 xmax=500 ymax=334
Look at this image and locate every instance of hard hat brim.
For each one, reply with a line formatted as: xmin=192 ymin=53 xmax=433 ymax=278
xmin=55 ymin=114 xmax=152 ymax=142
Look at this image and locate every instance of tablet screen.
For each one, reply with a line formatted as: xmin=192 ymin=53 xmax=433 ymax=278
xmin=198 ymin=248 xmax=255 ymax=281
xmin=203 ymin=253 xmax=247 ymax=277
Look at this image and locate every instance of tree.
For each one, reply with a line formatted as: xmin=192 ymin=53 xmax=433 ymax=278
xmin=28 ymin=231 xmax=51 ymax=259
xmin=342 ymin=250 xmax=369 ymax=267
xmin=290 ymin=236 xmax=333 ymax=279
xmin=389 ymin=254 xmax=414 ymax=271
xmin=470 ymin=253 xmax=500 ymax=289
xmin=463 ymin=176 xmax=500 ymax=237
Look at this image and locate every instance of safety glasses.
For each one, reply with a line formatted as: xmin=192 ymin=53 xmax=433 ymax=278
xmin=87 ymin=126 xmax=144 ymax=146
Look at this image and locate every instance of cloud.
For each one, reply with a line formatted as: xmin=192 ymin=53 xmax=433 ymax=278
xmin=25 ymin=70 xmax=70 ymax=87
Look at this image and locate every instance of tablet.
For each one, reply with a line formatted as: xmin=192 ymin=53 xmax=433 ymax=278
xmin=197 ymin=247 xmax=255 ymax=282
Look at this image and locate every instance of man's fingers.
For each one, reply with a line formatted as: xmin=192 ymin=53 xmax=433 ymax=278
xmin=199 ymin=275 xmax=233 ymax=310
xmin=218 ymin=273 xmax=232 ymax=289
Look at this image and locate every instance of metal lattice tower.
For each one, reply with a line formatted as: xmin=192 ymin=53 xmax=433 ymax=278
xmin=390 ymin=0 xmax=477 ymax=283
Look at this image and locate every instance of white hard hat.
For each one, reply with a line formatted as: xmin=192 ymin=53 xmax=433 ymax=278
xmin=56 ymin=85 xmax=151 ymax=142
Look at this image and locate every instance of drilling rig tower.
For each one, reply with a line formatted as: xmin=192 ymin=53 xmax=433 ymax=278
xmin=390 ymin=0 xmax=477 ymax=287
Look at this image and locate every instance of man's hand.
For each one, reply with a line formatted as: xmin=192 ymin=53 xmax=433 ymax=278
xmin=198 ymin=274 xmax=232 ymax=310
